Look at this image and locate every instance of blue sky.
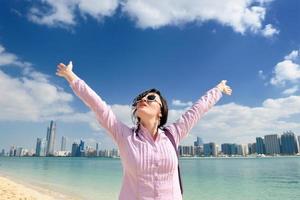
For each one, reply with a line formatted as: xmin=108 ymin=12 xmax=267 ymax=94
xmin=0 ymin=0 xmax=300 ymax=152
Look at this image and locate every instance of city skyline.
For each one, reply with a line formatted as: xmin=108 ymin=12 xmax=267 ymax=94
xmin=1 ymin=1 xmax=300 ymax=150
xmin=1 ymin=120 xmax=300 ymax=157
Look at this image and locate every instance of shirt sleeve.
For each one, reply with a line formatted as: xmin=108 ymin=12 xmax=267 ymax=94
xmin=164 ymin=87 xmax=223 ymax=146
xmin=69 ymin=77 xmax=131 ymax=145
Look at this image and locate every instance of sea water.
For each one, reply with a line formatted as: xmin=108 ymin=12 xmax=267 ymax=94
xmin=0 ymin=156 xmax=299 ymax=200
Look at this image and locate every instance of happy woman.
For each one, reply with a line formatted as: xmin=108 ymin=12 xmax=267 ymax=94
xmin=56 ymin=61 xmax=232 ymax=200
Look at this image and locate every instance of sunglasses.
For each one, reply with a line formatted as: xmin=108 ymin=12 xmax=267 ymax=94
xmin=134 ymin=94 xmax=162 ymax=107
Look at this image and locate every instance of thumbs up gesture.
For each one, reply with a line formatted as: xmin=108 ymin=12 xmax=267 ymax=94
xmin=216 ymin=80 xmax=232 ymax=95
xmin=56 ymin=61 xmax=73 ymax=78
xmin=56 ymin=61 xmax=78 ymax=83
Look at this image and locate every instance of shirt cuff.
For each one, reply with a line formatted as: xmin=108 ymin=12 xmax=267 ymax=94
xmin=69 ymin=75 xmax=80 ymax=88
xmin=214 ymin=87 xmax=223 ymax=97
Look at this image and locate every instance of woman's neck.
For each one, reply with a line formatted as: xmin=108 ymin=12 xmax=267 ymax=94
xmin=140 ymin=118 xmax=159 ymax=139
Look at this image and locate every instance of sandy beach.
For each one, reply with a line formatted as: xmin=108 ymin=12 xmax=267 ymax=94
xmin=0 ymin=175 xmax=79 ymax=200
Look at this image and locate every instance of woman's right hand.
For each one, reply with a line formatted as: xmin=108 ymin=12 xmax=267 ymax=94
xmin=56 ymin=61 xmax=77 ymax=83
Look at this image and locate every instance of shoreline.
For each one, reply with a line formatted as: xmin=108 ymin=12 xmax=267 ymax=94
xmin=0 ymin=174 xmax=81 ymax=200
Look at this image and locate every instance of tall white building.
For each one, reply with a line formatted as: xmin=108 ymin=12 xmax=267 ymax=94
xmin=242 ymin=144 xmax=249 ymax=156
xmin=16 ymin=147 xmax=23 ymax=157
xmin=212 ymin=143 xmax=218 ymax=157
xmin=237 ymin=144 xmax=248 ymax=156
xmin=46 ymin=120 xmax=56 ymax=156
xmin=61 ymin=136 xmax=67 ymax=151
xmin=40 ymin=139 xmax=47 ymax=156
xmin=16 ymin=147 xmax=28 ymax=156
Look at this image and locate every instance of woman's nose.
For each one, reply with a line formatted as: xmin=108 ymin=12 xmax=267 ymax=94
xmin=140 ymin=98 xmax=147 ymax=102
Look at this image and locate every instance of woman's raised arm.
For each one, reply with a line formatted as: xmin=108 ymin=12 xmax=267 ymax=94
xmin=56 ymin=61 xmax=131 ymax=145
xmin=164 ymin=80 xmax=232 ymax=146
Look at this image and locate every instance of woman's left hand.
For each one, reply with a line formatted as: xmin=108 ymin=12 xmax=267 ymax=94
xmin=217 ymin=80 xmax=232 ymax=95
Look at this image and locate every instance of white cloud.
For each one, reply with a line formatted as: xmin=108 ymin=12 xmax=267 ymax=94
xmin=261 ymin=24 xmax=279 ymax=37
xmin=270 ymin=50 xmax=300 ymax=86
xmin=282 ymin=86 xmax=298 ymax=95
xmin=28 ymin=1 xmax=76 ymax=27
xmin=270 ymin=60 xmax=300 ymax=86
xmin=0 ymin=45 xmax=18 ymax=66
xmin=0 ymin=43 xmax=77 ymax=122
xmin=111 ymin=104 xmax=133 ymax=126
xmin=28 ymin=0 xmax=119 ymax=27
xmin=258 ymin=70 xmax=267 ymax=80
xmin=0 ymin=66 xmax=106 ymax=133
xmin=27 ymin=0 xmax=277 ymax=37
xmin=0 ymin=69 xmax=75 ymax=121
xmin=172 ymin=99 xmax=193 ymax=107
xmin=0 ymin=45 xmax=27 ymax=67
xmin=284 ymin=50 xmax=299 ymax=61
xmin=122 ymin=0 xmax=277 ymax=37
xmin=78 ymin=0 xmax=119 ymax=20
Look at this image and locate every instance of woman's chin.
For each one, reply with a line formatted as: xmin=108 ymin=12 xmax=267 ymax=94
xmin=136 ymin=111 xmax=153 ymax=119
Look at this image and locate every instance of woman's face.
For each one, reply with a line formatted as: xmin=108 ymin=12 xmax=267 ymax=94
xmin=135 ymin=92 xmax=162 ymax=121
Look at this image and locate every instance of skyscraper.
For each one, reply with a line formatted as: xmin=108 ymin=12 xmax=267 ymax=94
xmin=16 ymin=147 xmax=24 ymax=157
xmin=1 ymin=149 xmax=5 ymax=156
xmin=203 ymin=143 xmax=211 ymax=156
xmin=204 ymin=142 xmax=217 ymax=157
xmin=281 ymin=131 xmax=299 ymax=155
xmin=256 ymin=137 xmax=265 ymax=154
xmin=248 ymin=143 xmax=256 ymax=154
xmin=71 ymin=142 xmax=79 ymax=157
xmin=194 ymin=136 xmax=204 ymax=147
xmin=78 ymin=140 xmax=85 ymax=157
xmin=61 ymin=136 xmax=67 ymax=151
xmin=237 ymin=144 xmax=248 ymax=156
xmin=96 ymin=142 xmax=99 ymax=156
xmin=264 ymin=134 xmax=280 ymax=155
xmin=46 ymin=120 xmax=56 ymax=156
xmin=41 ymin=139 xmax=47 ymax=156
xmin=35 ymin=138 xmax=42 ymax=156
xmin=9 ymin=146 xmax=16 ymax=157
xmin=230 ymin=144 xmax=238 ymax=155
xmin=221 ymin=143 xmax=232 ymax=155
xmin=179 ymin=145 xmax=194 ymax=156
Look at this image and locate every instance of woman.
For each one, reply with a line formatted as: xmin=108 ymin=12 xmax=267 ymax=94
xmin=56 ymin=61 xmax=232 ymax=200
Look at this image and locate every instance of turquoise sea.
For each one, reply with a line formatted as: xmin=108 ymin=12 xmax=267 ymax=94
xmin=0 ymin=156 xmax=300 ymax=200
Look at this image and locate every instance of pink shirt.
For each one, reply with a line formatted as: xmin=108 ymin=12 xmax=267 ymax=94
xmin=70 ymin=78 xmax=222 ymax=200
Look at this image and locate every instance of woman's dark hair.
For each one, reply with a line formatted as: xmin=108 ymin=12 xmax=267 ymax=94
xmin=131 ymin=88 xmax=168 ymax=129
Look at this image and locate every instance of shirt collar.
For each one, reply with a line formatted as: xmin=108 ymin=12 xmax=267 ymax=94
xmin=138 ymin=124 xmax=161 ymax=142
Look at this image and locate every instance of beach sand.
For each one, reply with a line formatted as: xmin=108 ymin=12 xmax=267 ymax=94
xmin=0 ymin=176 xmax=80 ymax=200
